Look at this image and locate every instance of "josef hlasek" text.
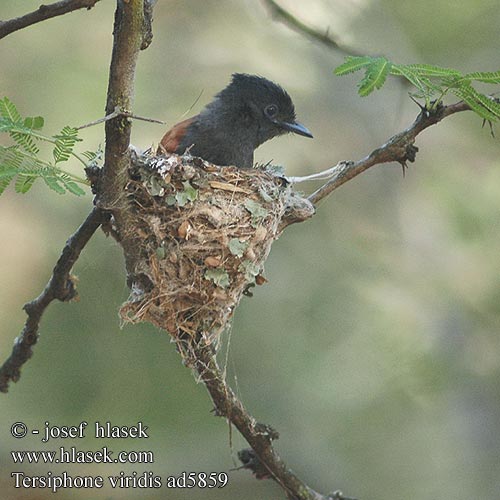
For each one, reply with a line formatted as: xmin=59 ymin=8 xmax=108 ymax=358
xmin=40 ymin=421 xmax=149 ymax=443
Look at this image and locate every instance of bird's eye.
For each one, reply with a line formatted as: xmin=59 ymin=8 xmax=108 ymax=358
xmin=265 ymin=104 xmax=279 ymax=118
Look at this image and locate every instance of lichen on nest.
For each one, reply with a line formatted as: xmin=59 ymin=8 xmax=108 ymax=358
xmin=115 ymin=151 xmax=294 ymax=352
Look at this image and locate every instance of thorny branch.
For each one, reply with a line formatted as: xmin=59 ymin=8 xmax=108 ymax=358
xmin=306 ymin=101 xmax=470 ymax=205
xmin=0 ymin=0 xmax=101 ymax=40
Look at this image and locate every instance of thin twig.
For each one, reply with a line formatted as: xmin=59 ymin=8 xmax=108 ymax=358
xmin=76 ymin=106 xmax=123 ymax=130
xmin=307 ymin=101 xmax=471 ymax=205
xmin=0 ymin=208 xmax=107 ymax=393
xmin=260 ymin=0 xmax=410 ymax=89
xmin=261 ymin=0 xmax=361 ymax=56
xmin=180 ymin=89 xmax=205 ymax=119
xmin=76 ymin=105 xmax=165 ymax=130
xmin=0 ymin=0 xmax=100 ymax=40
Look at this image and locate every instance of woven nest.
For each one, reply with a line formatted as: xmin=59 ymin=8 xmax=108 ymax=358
xmin=114 ymin=151 xmax=304 ymax=353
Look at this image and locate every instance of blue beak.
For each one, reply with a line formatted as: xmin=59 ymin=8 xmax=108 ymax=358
xmin=278 ymin=120 xmax=313 ymax=138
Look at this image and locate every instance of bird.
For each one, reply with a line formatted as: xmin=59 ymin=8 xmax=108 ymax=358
xmin=158 ymin=73 xmax=312 ymax=168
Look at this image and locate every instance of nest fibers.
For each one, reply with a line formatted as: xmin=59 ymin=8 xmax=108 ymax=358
xmin=115 ymin=152 xmax=312 ymax=355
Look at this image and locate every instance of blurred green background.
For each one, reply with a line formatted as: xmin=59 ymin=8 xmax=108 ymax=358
xmin=1 ymin=1 xmax=500 ymax=499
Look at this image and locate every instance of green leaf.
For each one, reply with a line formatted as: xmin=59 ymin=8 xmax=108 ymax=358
xmin=10 ymin=130 xmax=39 ymax=154
xmin=244 ymin=199 xmax=268 ymax=227
xmin=0 ymin=100 xmax=87 ymax=198
xmin=182 ymin=180 xmax=198 ymax=201
xmin=60 ymin=178 xmax=86 ymax=196
xmin=53 ymin=126 xmax=79 ymax=164
xmin=244 ymin=199 xmax=267 ymax=218
xmin=471 ymin=92 xmax=500 ymax=119
xmin=0 ymin=97 xmax=21 ymax=122
xmin=82 ymin=148 xmax=103 ymax=168
xmin=204 ymin=268 xmax=230 ymax=289
xmin=23 ymin=116 xmax=44 ymax=130
xmin=452 ymin=85 xmax=499 ymax=122
xmin=175 ymin=191 xmax=189 ymax=206
xmin=15 ymin=173 xmax=37 ymax=194
xmin=175 ymin=181 xmax=198 ymax=206
xmin=358 ymin=57 xmax=391 ymax=96
xmin=82 ymin=150 xmax=97 ymax=161
xmin=165 ymin=194 xmax=177 ymax=206
xmin=0 ymin=146 xmax=23 ymax=170
xmin=0 ymin=161 xmax=20 ymax=177
xmin=440 ymin=74 xmax=464 ymax=89
xmin=402 ymin=64 xmax=461 ymax=78
xmin=175 ymin=191 xmax=188 ymax=206
xmin=43 ymin=175 xmax=66 ymax=194
xmin=0 ymin=118 xmax=14 ymax=132
xmin=391 ymin=65 xmax=439 ymax=94
xmin=461 ymin=71 xmax=500 ymax=84
xmin=228 ymin=238 xmax=248 ymax=258
xmin=147 ymin=175 xmax=165 ymax=196
xmin=0 ymin=166 xmax=16 ymax=195
xmin=156 ymin=246 xmax=166 ymax=260
xmin=334 ymin=56 xmax=374 ymax=76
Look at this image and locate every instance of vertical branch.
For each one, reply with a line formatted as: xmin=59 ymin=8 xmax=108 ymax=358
xmin=98 ymin=0 xmax=145 ymax=208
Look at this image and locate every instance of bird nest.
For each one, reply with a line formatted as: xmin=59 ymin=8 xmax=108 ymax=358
xmin=113 ymin=152 xmax=311 ymax=357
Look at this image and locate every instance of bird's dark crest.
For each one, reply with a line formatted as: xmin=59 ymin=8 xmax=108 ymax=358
xmin=219 ymin=73 xmax=297 ymax=121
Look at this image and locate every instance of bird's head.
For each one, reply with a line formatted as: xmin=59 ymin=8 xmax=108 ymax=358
xmin=214 ymin=73 xmax=313 ymax=146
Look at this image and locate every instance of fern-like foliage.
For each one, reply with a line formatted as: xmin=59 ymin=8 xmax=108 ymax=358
xmin=0 ymin=97 xmax=92 ymax=196
xmin=357 ymin=57 xmax=392 ymax=96
xmin=53 ymin=126 xmax=80 ymax=164
xmin=334 ymin=56 xmax=500 ymax=122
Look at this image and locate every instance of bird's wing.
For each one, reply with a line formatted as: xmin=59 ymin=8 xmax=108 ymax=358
xmin=158 ymin=116 xmax=195 ymax=154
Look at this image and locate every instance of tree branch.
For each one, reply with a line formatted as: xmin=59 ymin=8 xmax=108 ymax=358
xmin=0 ymin=208 xmax=106 ymax=393
xmin=306 ymin=101 xmax=470 ymax=206
xmin=261 ymin=0 xmax=361 ymax=56
xmin=191 ymin=342 xmax=345 ymax=500
xmin=97 ymin=0 xmax=145 ymax=209
xmin=0 ymin=0 xmax=101 ymax=40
